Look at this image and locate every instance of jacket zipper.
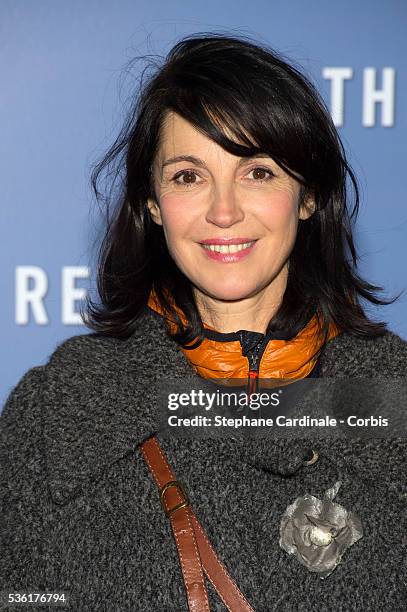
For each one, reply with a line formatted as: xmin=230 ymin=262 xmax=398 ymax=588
xmin=244 ymin=338 xmax=268 ymax=396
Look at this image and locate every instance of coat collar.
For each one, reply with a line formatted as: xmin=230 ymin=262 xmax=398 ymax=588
xmin=41 ymin=309 xmax=351 ymax=505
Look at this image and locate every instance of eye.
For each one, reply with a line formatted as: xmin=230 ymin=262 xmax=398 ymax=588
xmin=171 ymin=170 xmax=202 ymax=187
xmin=246 ymin=166 xmax=274 ymax=183
xmin=170 ymin=165 xmax=275 ymax=188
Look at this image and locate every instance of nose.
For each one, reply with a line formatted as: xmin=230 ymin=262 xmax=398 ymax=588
xmin=205 ymin=184 xmax=245 ymax=228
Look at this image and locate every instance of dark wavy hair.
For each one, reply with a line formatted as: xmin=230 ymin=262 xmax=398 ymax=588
xmin=84 ymin=31 xmax=399 ymax=348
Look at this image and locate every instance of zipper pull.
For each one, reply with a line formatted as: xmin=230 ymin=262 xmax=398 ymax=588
xmin=248 ymin=370 xmax=259 ymax=396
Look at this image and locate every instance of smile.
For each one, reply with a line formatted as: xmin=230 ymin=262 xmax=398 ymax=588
xmin=199 ymin=239 xmax=257 ymax=262
xmin=202 ymin=241 xmax=255 ymax=254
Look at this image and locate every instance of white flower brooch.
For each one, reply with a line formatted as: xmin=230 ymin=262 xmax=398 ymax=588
xmin=279 ymin=481 xmax=363 ymax=579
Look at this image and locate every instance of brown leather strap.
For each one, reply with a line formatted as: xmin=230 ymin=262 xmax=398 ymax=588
xmin=140 ymin=435 xmax=255 ymax=612
xmin=190 ymin=514 xmax=255 ymax=612
xmin=140 ymin=436 xmax=210 ymax=611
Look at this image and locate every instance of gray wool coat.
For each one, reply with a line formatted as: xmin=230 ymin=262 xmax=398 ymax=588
xmin=1 ymin=308 xmax=407 ymax=611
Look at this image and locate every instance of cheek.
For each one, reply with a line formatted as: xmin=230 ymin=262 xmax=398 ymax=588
xmin=158 ymin=194 xmax=195 ymax=246
xmin=257 ymin=190 xmax=299 ymax=230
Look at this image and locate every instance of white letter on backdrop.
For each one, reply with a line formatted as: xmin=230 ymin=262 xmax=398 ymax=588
xmin=363 ymin=67 xmax=395 ymax=127
xmin=322 ymin=67 xmax=353 ymax=127
xmin=15 ymin=266 xmax=49 ymax=325
xmin=61 ymin=266 xmax=89 ymax=325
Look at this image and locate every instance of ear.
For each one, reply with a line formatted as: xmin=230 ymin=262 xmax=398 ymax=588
xmin=147 ymin=198 xmax=163 ymax=226
xmin=299 ymin=193 xmax=316 ymax=221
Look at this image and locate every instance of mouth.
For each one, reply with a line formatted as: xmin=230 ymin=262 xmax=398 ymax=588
xmin=199 ymin=238 xmax=258 ymax=261
xmin=201 ymin=241 xmax=256 ymax=254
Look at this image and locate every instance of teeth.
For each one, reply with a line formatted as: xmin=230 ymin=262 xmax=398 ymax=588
xmin=202 ymin=241 xmax=254 ymax=254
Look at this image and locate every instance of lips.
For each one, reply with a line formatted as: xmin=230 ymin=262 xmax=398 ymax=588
xmin=200 ymin=238 xmax=257 ymax=245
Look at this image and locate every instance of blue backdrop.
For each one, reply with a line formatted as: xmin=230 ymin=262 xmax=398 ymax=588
xmin=1 ymin=0 xmax=406 ymax=407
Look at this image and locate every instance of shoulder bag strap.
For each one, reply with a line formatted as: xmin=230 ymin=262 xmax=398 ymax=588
xmin=140 ymin=435 xmax=255 ymax=612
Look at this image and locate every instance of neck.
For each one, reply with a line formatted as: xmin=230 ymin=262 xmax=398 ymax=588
xmin=194 ymin=271 xmax=287 ymax=334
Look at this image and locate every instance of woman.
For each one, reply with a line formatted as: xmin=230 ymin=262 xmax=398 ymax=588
xmin=1 ymin=33 xmax=407 ymax=611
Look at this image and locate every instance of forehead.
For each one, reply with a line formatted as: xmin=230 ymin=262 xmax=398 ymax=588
xmin=154 ymin=111 xmax=301 ymax=184
xmin=158 ymin=111 xmax=219 ymax=155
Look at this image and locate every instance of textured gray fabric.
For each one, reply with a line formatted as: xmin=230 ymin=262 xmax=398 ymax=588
xmin=1 ymin=308 xmax=407 ymax=611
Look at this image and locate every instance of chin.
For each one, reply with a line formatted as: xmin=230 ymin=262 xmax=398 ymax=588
xmin=194 ymin=279 xmax=261 ymax=303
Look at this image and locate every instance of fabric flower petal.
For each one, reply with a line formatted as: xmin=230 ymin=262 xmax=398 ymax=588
xmin=279 ymin=481 xmax=363 ymax=579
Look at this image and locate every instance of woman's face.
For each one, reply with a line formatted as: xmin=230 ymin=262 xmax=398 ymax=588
xmin=148 ymin=111 xmax=314 ymax=305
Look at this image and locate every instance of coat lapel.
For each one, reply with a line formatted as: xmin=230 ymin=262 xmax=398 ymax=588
xmin=43 ymin=310 xmax=195 ymax=504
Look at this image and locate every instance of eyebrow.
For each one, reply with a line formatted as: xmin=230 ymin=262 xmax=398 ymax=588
xmin=161 ymin=153 xmax=273 ymax=170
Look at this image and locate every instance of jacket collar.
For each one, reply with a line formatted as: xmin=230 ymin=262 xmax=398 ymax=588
xmin=43 ymin=309 xmax=340 ymax=505
xmin=147 ymin=292 xmax=340 ymax=379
